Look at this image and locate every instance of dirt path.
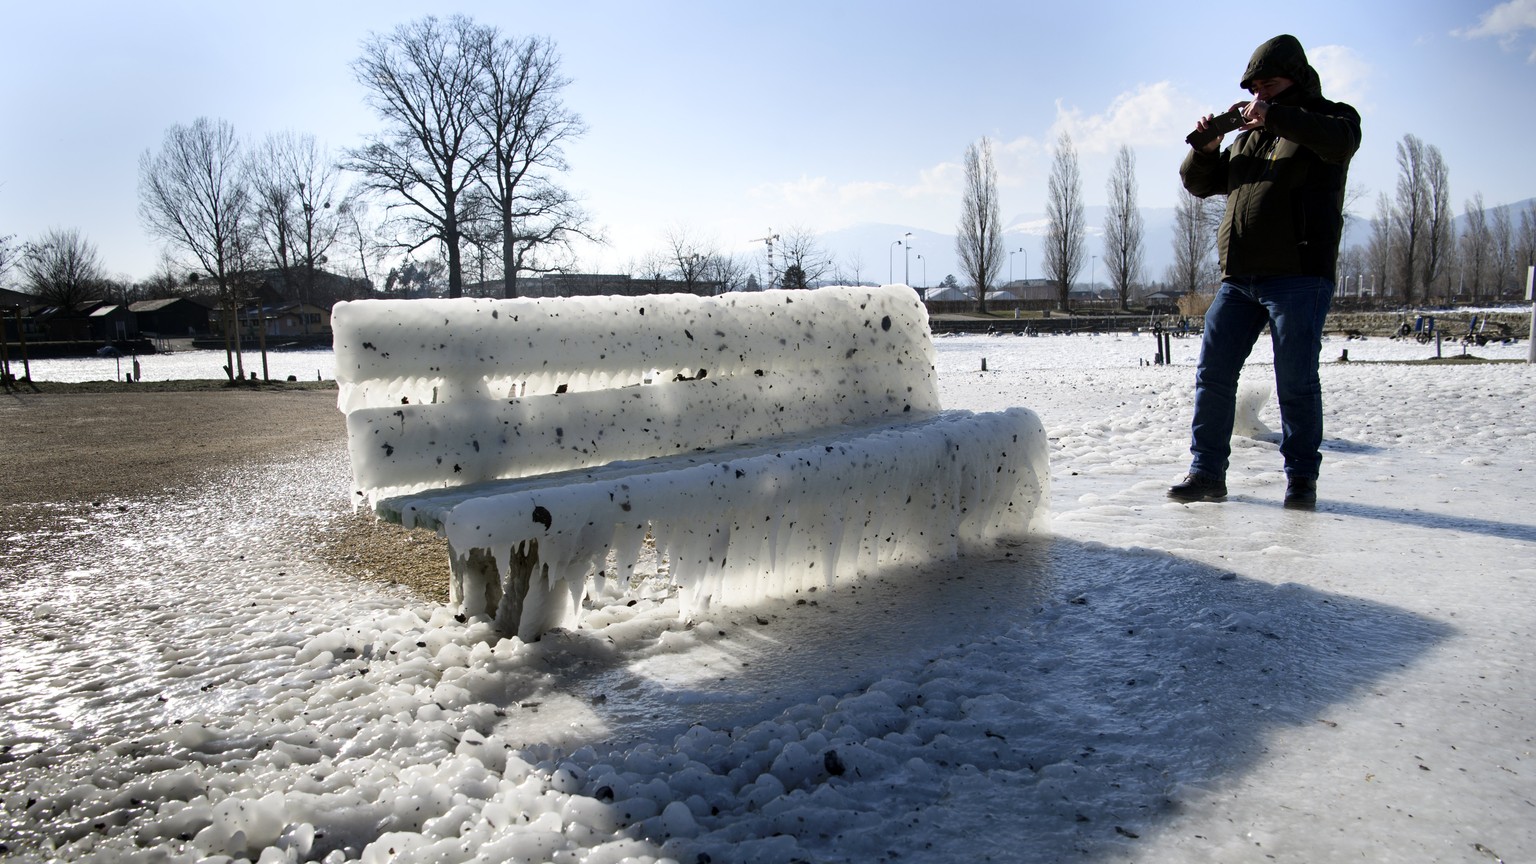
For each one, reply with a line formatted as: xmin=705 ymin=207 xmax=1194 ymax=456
xmin=0 ymin=385 xmax=450 ymax=601
xmin=0 ymin=388 xmax=345 ymax=504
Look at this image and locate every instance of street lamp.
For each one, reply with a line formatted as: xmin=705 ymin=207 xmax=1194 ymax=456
xmin=916 ymin=253 xmax=925 ymax=290
xmin=1091 ymin=255 xmax=1097 ymax=291
xmin=889 ymin=240 xmax=902 ymax=284
xmin=1010 ymin=248 xmax=1023 ymax=285
xmin=903 ymin=232 xmax=913 ymax=287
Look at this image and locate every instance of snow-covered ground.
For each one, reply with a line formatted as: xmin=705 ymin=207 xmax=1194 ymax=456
xmin=3 ymin=332 xmax=1534 ymax=863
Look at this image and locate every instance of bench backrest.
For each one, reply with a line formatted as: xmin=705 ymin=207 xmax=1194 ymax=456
xmin=335 ymin=285 xmax=940 ymax=506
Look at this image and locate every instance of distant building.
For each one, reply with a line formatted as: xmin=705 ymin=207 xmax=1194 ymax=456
xmin=1142 ymin=291 xmax=1183 ymax=313
xmin=130 ymin=297 xmax=215 ymax=337
xmin=997 ymin=279 xmax=1057 ymax=302
xmin=924 ymin=284 xmax=969 ymax=302
xmin=88 ymin=303 xmax=138 ymax=341
xmin=30 ymin=300 xmax=138 ymax=343
xmin=0 ymin=287 xmax=34 ymax=308
xmin=244 ymin=267 xmax=372 ymax=307
xmin=263 ymin=302 xmax=332 ymax=337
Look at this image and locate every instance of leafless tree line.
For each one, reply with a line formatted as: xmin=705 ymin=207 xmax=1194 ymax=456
xmin=625 ymin=225 xmax=841 ymax=295
xmin=1356 ymin=134 xmax=1536 ymax=305
xmin=1157 ymin=131 xmax=1536 ymax=311
xmin=135 ymin=117 xmax=366 ymax=377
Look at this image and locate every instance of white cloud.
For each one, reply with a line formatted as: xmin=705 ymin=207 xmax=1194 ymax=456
xmin=904 ymin=161 xmax=963 ymax=200
xmin=746 ymin=174 xmax=832 ymax=207
xmin=836 ymin=179 xmax=900 ymax=202
xmin=1309 ymin=44 xmax=1372 ymax=106
xmin=1047 ymin=81 xmax=1208 ymax=156
xmin=1454 ymin=0 xmax=1536 ymax=61
xmin=994 ymin=135 xmax=1048 ymax=190
xmin=737 ymin=158 xmax=969 ymax=237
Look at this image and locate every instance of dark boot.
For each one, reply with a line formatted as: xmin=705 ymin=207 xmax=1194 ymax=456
xmin=1284 ymin=477 xmax=1317 ymax=510
xmin=1168 ymin=472 xmax=1227 ymax=502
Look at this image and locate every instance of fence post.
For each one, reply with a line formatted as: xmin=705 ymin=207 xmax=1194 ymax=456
xmin=1527 ymin=266 xmax=1534 ymax=365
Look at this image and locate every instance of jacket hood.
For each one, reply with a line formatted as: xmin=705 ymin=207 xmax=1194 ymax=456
xmin=1240 ymin=34 xmax=1322 ymax=98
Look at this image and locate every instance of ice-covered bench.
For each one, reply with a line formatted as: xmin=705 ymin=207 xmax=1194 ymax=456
xmin=334 ymin=285 xmax=1048 ymax=638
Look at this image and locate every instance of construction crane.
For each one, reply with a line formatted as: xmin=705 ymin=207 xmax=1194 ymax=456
xmin=749 ymin=230 xmax=779 ymax=289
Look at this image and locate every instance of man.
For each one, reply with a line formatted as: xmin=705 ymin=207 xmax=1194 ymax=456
xmin=1170 ymin=34 xmax=1361 ymax=510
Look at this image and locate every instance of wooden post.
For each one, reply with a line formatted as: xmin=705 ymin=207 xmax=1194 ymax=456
xmin=16 ymin=306 xmax=33 ymax=386
xmin=1 ymin=306 xmax=11 ymax=390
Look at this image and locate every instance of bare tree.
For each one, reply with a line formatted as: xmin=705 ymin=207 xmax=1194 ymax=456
xmin=336 ymin=196 xmax=387 ymax=290
xmin=955 ymin=137 xmax=1005 ymax=313
xmin=1491 ymin=203 xmax=1516 ymax=301
xmin=248 ymin=131 xmax=351 ymax=324
xmin=134 ymin=253 xmax=193 ymax=301
xmin=842 ymin=250 xmax=865 ymax=287
xmin=347 ymin=15 xmax=488 ymax=298
xmin=704 ymin=253 xmax=750 ymax=294
xmin=663 ymin=226 xmax=715 ymax=294
xmin=1422 ymin=145 xmax=1453 ymax=302
xmin=1391 ymin=134 xmax=1432 ymax=306
xmin=1168 ymin=187 xmax=1220 ymax=296
xmin=0 ymin=234 xmax=19 ymax=291
xmin=139 ymin=117 xmax=251 ymax=378
xmin=633 ymin=251 xmax=671 ymax=283
xmin=1044 ymin=132 xmax=1086 ymax=312
xmin=1459 ymin=193 xmax=1493 ymax=302
xmin=1102 ymin=144 xmax=1145 ymax=311
xmin=1368 ymin=193 xmax=1395 ymax=303
xmin=470 ymin=32 xmax=594 ymax=297
xmin=1341 ymin=182 xmax=1369 ymax=238
xmin=248 ymin=142 xmax=297 ymax=276
xmin=778 ymin=226 xmax=833 ymax=288
xmin=1336 ymin=244 xmax=1367 ymax=298
xmin=20 ymin=228 xmax=105 ymax=306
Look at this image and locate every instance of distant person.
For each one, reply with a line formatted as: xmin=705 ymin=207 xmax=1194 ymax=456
xmin=1168 ymin=34 xmax=1361 ymax=510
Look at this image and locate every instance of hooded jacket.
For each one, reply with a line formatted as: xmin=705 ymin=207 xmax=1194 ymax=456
xmin=1181 ymin=35 xmax=1361 ymax=281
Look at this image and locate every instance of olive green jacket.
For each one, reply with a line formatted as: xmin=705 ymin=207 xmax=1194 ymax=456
xmin=1181 ymin=35 xmax=1362 ymax=282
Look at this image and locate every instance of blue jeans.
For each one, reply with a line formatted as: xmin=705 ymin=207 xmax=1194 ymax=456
xmin=1189 ymin=275 xmax=1335 ymax=481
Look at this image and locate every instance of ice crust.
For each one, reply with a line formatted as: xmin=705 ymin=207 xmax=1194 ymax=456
xmin=333 ymin=285 xmax=1049 ymax=631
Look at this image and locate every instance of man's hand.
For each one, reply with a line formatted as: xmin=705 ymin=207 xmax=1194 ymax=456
xmin=1239 ymin=98 xmax=1268 ymax=131
xmin=1191 ymin=101 xmax=1252 ymax=152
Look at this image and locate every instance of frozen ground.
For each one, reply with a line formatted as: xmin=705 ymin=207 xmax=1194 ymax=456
xmin=2 ymin=332 xmax=1534 ymax=863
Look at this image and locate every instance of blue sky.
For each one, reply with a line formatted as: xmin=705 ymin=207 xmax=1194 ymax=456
xmin=3 ymin=0 xmax=1534 ymax=283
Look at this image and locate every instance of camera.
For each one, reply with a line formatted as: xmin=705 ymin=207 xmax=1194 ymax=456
xmin=1186 ymin=106 xmax=1249 ymax=148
